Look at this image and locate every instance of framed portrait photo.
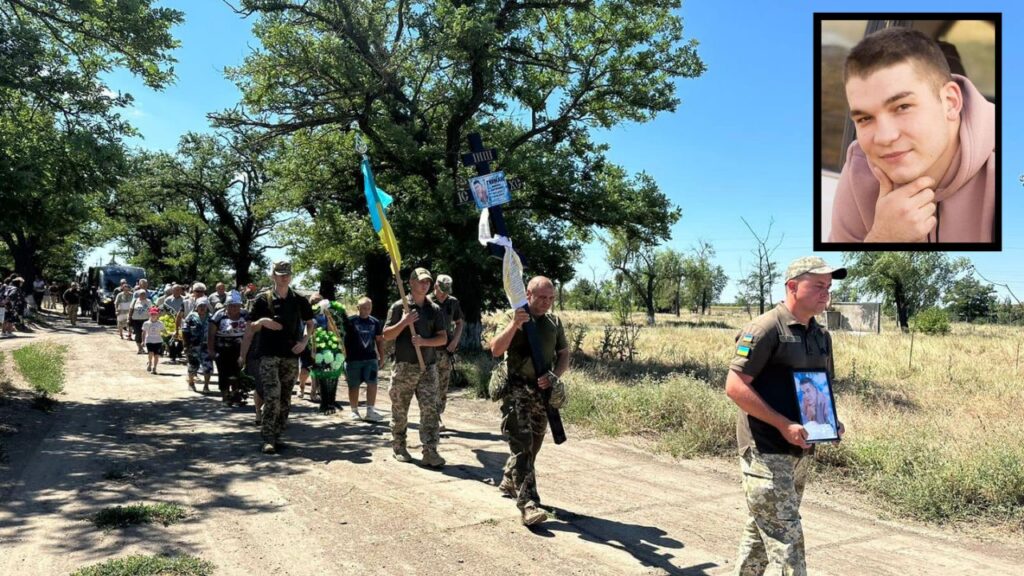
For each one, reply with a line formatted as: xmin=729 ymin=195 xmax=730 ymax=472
xmin=792 ymin=369 xmax=840 ymax=443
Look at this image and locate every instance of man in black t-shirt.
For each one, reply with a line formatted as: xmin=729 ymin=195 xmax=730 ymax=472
xmin=240 ymin=261 xmax=315 ymax=454
xmin=342 ymin=296 xmax=385 ymax=422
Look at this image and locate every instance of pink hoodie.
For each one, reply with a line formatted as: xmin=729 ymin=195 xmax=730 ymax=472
xmin=829 ymin=74 xmax=995 ymax=243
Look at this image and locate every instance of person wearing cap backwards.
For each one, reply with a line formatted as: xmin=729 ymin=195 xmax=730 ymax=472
xmin=382 ymin=267 xmax=448 ymax=468
xmin=428 ymin=274 xmax=465 ymax=431
xmin=725 ymin=256 xmax=848 ymax=575
xmin=240 ymin=261 xmax=315 ymax=455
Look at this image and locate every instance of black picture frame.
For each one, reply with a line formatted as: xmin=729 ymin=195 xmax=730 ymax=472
xmin=792 ymin=369 xmax=840 ymax=443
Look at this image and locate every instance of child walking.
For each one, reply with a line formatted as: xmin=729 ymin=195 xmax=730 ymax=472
xmin=142 ymin=307 xmax=166 ymax=375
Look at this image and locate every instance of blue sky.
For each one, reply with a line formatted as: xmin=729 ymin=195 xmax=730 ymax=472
xmin=91 ymin=0 xmax=1023 ymax=304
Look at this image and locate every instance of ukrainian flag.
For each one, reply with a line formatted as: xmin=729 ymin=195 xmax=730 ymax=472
xmin=361 ymin=158 xmax=402 ymax=276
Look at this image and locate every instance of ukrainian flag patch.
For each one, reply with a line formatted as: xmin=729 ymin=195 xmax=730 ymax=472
xmin=736 ymin=345 xmax=750 ymax=357
xmin=741 ymin=333 xmax=754 ymax=343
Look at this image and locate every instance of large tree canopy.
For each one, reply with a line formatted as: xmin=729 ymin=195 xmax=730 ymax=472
xmin=0 ymin=0 xmax=182 ymax=283
xmin=215 ymin=0 xmax=704 ymax=323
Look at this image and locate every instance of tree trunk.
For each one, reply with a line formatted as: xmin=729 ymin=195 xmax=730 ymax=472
xmin=895 ymin=282 xmax=910 ymax=332
xmin=365 ymin=252 xmax=393 ymax=322
xmin=317 ymin=264 xmax=345 ymax=302
xmin=645 ymin=275 xmax=656 ymax=325
xmin=453 ymin=261 xmax=485 ymax=351
xmin=10 ymin=235 xmax=39 ymax=288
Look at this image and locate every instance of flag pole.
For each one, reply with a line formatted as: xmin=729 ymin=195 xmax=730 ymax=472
xmin=353 ymin=122 xmax=425 ymax=370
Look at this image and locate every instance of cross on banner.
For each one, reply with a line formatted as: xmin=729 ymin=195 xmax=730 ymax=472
xmin=464 ymin=132 xmax=566 ymax=444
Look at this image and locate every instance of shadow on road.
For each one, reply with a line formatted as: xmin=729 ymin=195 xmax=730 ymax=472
xmin=528 ymin=506 xmax=714 ymax=575
xmin=0 ymin=389 xmax=384 ymax=560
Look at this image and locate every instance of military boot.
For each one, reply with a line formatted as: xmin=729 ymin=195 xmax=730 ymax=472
xmin=393 ymin=444 xmax=413 ymax=463
xmin=421 ymin=449 xmax=445 ymax=468
xmin=521 ymin=504 xmax=547 ymax=526
xmin=498 ymin=477 xmax=517 ymax=498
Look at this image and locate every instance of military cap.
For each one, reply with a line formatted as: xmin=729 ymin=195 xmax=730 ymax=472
xmin=785 ymin=256 xmax=847 ymax=282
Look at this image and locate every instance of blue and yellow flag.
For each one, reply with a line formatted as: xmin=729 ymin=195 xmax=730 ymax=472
xmin=361 ymin=158 xmax=402 ymax=276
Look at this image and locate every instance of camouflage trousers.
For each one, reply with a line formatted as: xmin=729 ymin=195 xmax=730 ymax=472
xmin=436 ymin=351 xmax=453 ymax=416
xmin=260 ymin=356 xmax=299 ymax=443
xmin=734 ymin=447 xmax=811 ymax=576
xmin=500 ymin=383 xmax=548 ymax=511
xmin=389 ymin=361 xmax=440 ymax=452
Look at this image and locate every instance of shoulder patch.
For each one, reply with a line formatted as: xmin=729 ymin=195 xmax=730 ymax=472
xmin=736 ymin=345 xmax=751 ymax=358
xmin=741 ymin=333 xmax=754 ymax=343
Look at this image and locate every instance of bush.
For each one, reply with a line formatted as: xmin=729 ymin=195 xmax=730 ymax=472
xmin=93 ymin=503 xmax=187 ymax=529
xmin=71 ymin=554 xmax=213 ymax=576
xmin=561 ymin=371 xmax=736 ymax=458
xmin=910 ymin=307 xmax=950 ymax=335
xmin=12 ymin=342 xmax=67 ymax=397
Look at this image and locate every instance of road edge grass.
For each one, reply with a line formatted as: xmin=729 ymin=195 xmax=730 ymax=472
xmin=11 ymin=341 xmax=67 ymax=397
xmin=70 ymin=554 xmax=213 ymax=576
xmin=92 ymin=503 xmax=188 ymax=529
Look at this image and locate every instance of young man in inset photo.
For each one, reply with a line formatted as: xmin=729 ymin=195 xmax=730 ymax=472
xmin=829 ymin=26 xmax=995 ymax=244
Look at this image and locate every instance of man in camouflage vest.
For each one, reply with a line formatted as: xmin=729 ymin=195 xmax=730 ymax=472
xmin=489 ymin=276 xmax=570 ymax=526
xmin=429 ymin=273 xmax=464 ymax=431
xmin=725 ymin=256 xmax=847 ymax=575
xmin=382 ymin=267 xmax=447 ymax=468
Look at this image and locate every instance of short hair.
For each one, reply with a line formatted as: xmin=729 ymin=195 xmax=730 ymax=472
xmin=357 ymin=296 xmax=372 ymax=306
xmin=844 ymin=27 xmax=952 ymax=93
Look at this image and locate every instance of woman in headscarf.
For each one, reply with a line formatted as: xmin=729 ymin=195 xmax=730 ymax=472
xmin=182 ymin=296 xmax=214 ymax=393
xmin=208 ymin=290 xmax=248 ymax=405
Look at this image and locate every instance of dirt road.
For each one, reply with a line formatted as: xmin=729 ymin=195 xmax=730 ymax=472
xmin=2 ymin=315 xmax=1022 ymax=575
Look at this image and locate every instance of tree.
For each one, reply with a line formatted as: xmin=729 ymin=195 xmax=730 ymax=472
xmin=680 ymin=241 xmax=727 ymax=314
xmin=945 ymin=276 xmax=997 ymax=323
xmin=605 ymin=231 xmax=666 ymax=325
xmin=739 ymin=217 xmax=782 ymax=314
xmin=101 ymin=151 xmax=229 ymax=284
xmin=654 ymin=248 xmax=685 ymax=315
xmin=0 ymin=0 xmax=181 ymax=284
xmin=842 ymin=252 xmax=969 ymax=332
xmin=213 ymin=0 xmax=702 ymax=325
xmin=0 ymin=94 xmax=120 ymax=286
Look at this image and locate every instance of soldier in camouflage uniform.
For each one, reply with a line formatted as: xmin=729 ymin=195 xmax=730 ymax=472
xmin=240 ymin=261 xmax=315 ymax=455
xmin=383 ymin=267 xmax=448 ymax=468
xmin=428 ymin=274 xmax=464 ymax=431
xmin=489 ymin=276 xmax=570 ymax=526
xmin=725 ymin=257 xmax=847 ymax=575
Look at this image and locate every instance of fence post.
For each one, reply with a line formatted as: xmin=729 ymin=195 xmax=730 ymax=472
xmin=908 ymin=331 xmax=915 ymax=371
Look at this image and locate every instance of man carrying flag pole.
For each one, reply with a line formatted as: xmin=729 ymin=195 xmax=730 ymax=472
xmin=353 ymin=123 xmax=447 ymax=468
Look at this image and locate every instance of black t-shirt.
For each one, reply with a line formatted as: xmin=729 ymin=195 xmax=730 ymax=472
xmin=385 ymin=297 xmax=445 ymax=365
xmin=249 ymin=288 xmax=314 ymax=358
xmin=343 ymin=314 xmax=383 ymax=362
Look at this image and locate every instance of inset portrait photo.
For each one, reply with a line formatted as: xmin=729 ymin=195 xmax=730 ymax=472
xmin=814 ymin=15 xmax=1001 ymax=251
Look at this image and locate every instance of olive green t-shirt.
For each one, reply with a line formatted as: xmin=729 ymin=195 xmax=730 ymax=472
xmin=502 ymin=311 xmax=568 ymax=381
xmin=729 ymin=303 xmax=834 ymax=455
xmin=385 ymin=296 xmax=445 ymax=365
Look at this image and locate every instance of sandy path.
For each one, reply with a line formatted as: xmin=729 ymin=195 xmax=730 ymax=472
xmin=1 ymin=317 xmax=1022 ymax=575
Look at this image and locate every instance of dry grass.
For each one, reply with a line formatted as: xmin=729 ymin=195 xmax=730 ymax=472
xmin=544 ymin=307 xmax=1024 ymax=529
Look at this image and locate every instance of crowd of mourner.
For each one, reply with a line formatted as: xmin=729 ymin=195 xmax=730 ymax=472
xmin=1 ymin=261 xmax=574 ymax=527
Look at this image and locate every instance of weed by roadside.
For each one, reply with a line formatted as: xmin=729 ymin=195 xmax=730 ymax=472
xmin=92 ymin=503 xmax=188 ymax=529
xmin=12 ymin=342 xmax=67 ymax=398
xmin=71 ymin=554 xmax=213 ymax=576
xmin=562 ymin=370 xmax=736 ymax=458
